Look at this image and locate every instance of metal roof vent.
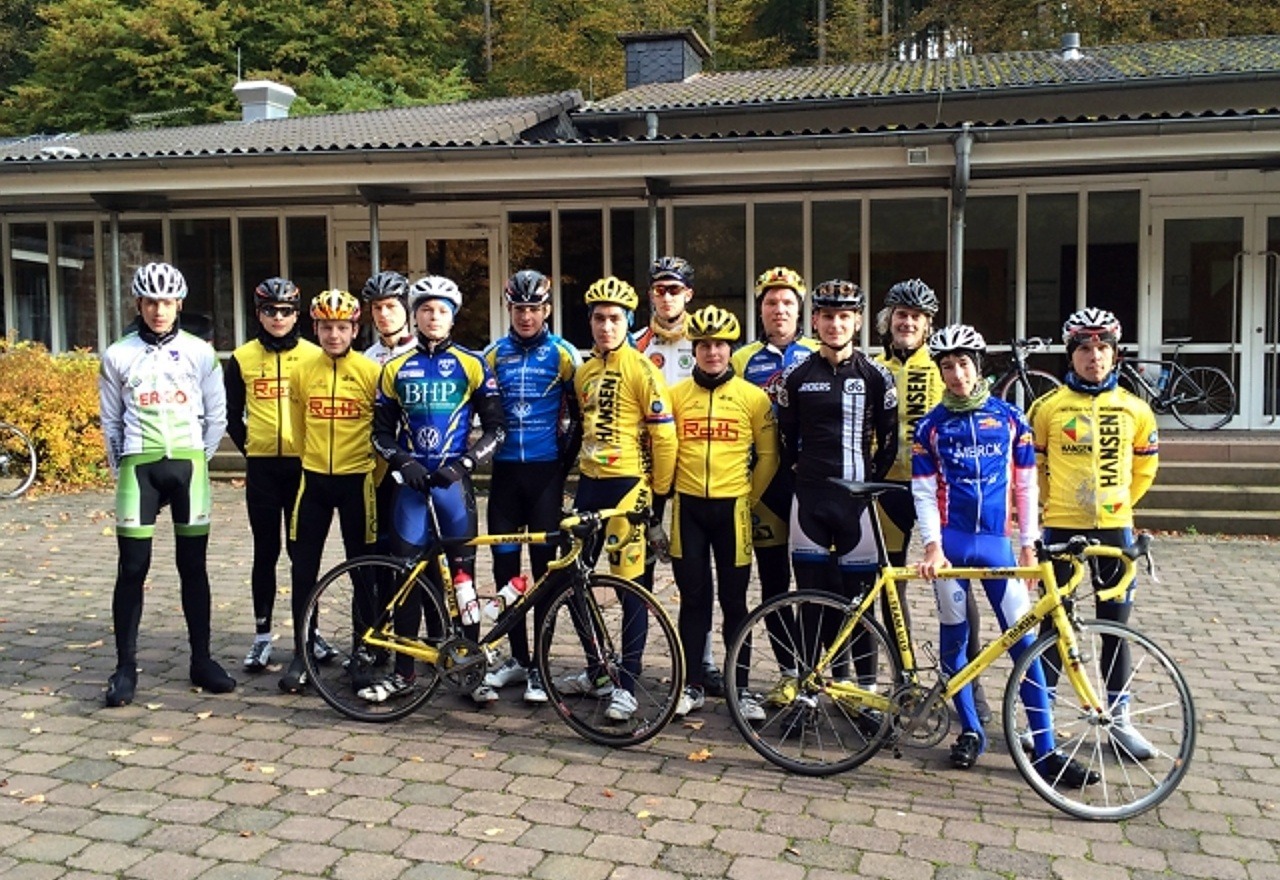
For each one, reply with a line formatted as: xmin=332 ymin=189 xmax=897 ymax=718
xmin=1061 ymin=32 xmax=1082 ymax=61
xmin=39 ymin=145 xmax=82 ymax=160
xmin=232 ymin=79 xmax=296 ymax=122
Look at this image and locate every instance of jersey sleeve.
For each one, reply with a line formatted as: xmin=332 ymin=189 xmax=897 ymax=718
xmin=870 ymin=360 xmax=899 ymax=481
xmin=639 ymin=357 xmax=677 ymax=497
xmin=223 ymin=352 xmax=248 ymax=455
xmin=465 ymin=354 xmax=506 ymax=466
xmin=556 ymin=340 xmax=584 ymax=468
xmin=97 ymin=353 xmax=126 ymax=475
xmin=372 ymin=360 xmax=407 ymax=465
xmin=1130 ymin=401 xmax=1160 ymax=507
xmin=910 ymin=415 xmax=943 ymax=548
xmin=1010 ymin=408 xmax=1041 ymax=546
xmin=199 ymin=343 xmax=227 ymax=461
xmin=748 ymin=385 xmax=780 ymax=505
xmin=1026 ymin=393 xmax=1051 ymax=504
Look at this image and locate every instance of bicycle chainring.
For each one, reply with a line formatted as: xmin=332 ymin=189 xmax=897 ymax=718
xmin=890 ymin=684 xmax=950 ymax=748
xmin=435 ymin=637 xmax=486 ymax=692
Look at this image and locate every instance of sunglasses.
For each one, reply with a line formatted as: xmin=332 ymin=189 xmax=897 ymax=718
xmin=650 ymin=284 xmax=687 ymax=297
xmin=261 ymin=305 xmax=297 ymax=318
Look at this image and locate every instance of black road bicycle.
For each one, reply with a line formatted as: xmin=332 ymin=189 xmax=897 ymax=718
xmin=990 ymin=338 xmax=1061 ymax=411
xmin=1117 ymin=337 xmax=1237 ymax=430
xmin=0 ymin=420 xmax=37 ymax=498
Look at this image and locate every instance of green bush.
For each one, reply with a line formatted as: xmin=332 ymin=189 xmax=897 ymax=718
xmin=0 ymin=338 xmax=112 ymax=492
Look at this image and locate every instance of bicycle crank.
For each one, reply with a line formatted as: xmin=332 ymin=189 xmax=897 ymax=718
xmin=436 ymin=637 xmax=487 ymax=692
xmin=890 ymin=683 xmax=950 ymax=750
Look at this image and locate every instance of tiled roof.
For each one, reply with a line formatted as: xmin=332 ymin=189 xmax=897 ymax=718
xmin=0 ymin=92 xmax=582 ymax=163
xmin=584 ymin=35 xmax=1280 ymax=114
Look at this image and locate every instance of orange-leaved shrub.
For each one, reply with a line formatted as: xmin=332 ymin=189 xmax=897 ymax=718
xmin=0 ymin=338 xmax=111 ymax=492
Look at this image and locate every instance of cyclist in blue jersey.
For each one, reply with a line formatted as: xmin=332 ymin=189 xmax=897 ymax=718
xmin=481 ymin=270 xmax=582 ymax=703
xmin=370 ymin=275 xmax=506 ymax=706
xmin=912 ymin=324 xmax=1096 ymax=785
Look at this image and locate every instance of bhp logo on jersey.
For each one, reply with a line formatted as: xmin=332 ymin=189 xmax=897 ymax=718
xmin=136 ymin=388 xmax=188 ymax=406
xmin=309 ymin=397 xmax=363 ymax=419
xmin=252 ymin=378 xmax=285 ymax=399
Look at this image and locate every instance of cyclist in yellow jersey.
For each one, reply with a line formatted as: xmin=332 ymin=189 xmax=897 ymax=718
xmin=667 ymin=306 xmax=778 ymax=720
xmin=1027 ymin=306 xmax=1159 ymax=760
xmin=281 ymin=290 xmax=380 ymax=693
xmin=568 ymin=276 xmax=677 ymax=722
xmin=224 ymin=277 xmax=320 ymax=673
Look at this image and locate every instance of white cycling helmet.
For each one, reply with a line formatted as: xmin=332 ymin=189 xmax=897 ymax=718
xmin=928 ymin=324 xmax=987 ymax=362
xmin=408 ymin=275 xmax=462 ymax=314
xmin=132 ymin=262 xmax=188 ymax=300
xmin=1062 ymin=307 xmax=1121 ymax=345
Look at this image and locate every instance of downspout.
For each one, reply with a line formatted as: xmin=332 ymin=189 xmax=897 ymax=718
xmin=647 ymin=112 xmax=660 ymax=264
xmin=110 ymin=212 xmax=122 ymax=342
xmin=369 ymin=202 xmax=381 ymax=275
xmin=949 ymin=122 xmax=973 ymax=322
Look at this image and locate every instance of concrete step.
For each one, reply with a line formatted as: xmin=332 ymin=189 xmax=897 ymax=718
xmin=1136 ymin=508 xmax=1280 ymax=537
xmin=1151 ymin=460 xmax=1280 ymax=486
xmin=1142 ymin=482 xmax=1280 ymax=513
xmin=1158 ymin=430 xmax=1280 ymax=463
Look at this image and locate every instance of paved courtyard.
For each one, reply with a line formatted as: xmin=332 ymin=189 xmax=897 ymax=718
xmin=0 ymin=483 xmax=1276 ymax=879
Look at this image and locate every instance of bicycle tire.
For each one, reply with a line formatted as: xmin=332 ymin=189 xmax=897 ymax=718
xmin=723 ymin=590 xmax=899 ymax=776
xmin=1003 ymin=620 xmax=1196 ymax=821
xmin=995 ymin=369 xmax=1060 ymax=411
xmin=1169 ymin=366 xmax=1236 ymax=430
xmin=0 ymin=422 xmax=37 ymax=499
xmin=302 ymin=555 xmax=445 ymax=723
xmin=538 ymin=573 xmax=683 ymax=748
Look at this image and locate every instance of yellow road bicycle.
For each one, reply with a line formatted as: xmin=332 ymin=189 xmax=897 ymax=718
xmin=300 ymin=498 xmax=684 ymax=748
xmin=723 ymin=479 xmax=1195 ymax=821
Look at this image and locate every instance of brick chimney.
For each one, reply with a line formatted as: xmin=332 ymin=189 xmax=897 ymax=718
xmin=618 ymin=29 xmax=711 ymax=89
xmin=232 ymin=80 xmax=297 ymax=122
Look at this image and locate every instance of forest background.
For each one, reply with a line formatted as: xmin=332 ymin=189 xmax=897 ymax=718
xmin=2 ymin=0 xmax=1280 ymax=136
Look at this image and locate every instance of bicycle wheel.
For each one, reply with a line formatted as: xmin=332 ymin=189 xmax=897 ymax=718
xmin=996 ymin=370 xmax=1060 ymax=411
xmin=302 ymin=555 xmax=445 ymax=723
xmin=723 ymin=590 xmax=899 ymax=776
xmin=1169 ymin=366 xmax=1236 ymax=430
xmin=0 ymin=422 xmax=37 ymax=499
xmin=1003 ymin=620 xmax=1196 ymax=821
xmin=538 ymin=573 xmax=682 ymax=748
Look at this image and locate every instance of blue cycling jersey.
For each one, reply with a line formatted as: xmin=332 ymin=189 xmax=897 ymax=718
xmin=484 ymin=326 xmax=581 ymax=464
xmin=729 ymin=337 xmax=817 ymax=405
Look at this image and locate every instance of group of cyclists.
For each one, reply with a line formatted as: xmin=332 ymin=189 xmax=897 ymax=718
xmin=98 ymin=255 xmax=1159 ymax=784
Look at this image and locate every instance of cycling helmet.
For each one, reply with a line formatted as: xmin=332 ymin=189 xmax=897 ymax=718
xmin=504 ymin=270 xmax=552 ymax=305
xmin=408 ymin=275 xmax=462 ymax=314
xmin=811 ymin=279 xmax=865 ymax=312
xmin=254 ymin=277 xmax=300 ymax=308
xmin=1062 ymin=307 xmax=1122 ymax=346
xmin=884 ymin=278 xmax=939 ymax=316
xmin=928 ymin=324 xmax=987 ymax=363
xmin=583 ymin=276 xmax=640 ymax=312
xmin=649 ymin=256 xmax=694 ymax=288
xmin=686 ymin=305 xmax=741 ymax=342
xmin=754 ymin=266 xmax=806 ymax=299
xmin=361 ymin=270 xmax=409 ymax=303
xmin=309 ymin=289 xmax=361 ymax=322
xmin=132 ymin=262 xmax=188 ymax=300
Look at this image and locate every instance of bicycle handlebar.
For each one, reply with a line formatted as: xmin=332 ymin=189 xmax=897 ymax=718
xmin=1039 ymin=533 xmax=1156 ymax=601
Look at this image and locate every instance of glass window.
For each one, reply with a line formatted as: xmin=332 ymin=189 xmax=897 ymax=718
xmin=1026 ymin=193 xmax=1078 ymax=342
xmin=240 ymin=217 xmax=280 ymax=332
xmin=559 ymin=210 xmax=603 ymax=350
xmin=172 ymin=218 xmax=233 ymax=349
xmin=812 ymin=199 xmax=861 ymax=288
xmin=11 ymin=223 xmax=51 ymax=348
xmin=1161 ymin=217 xmax=1242 ymax=345
xmin=672 ymin=204 xmax=747 ymax=328
xmin=755 ymin=202 xmax=803 ymax=279
xmin=963 ymin=196 xmax=1016 ymax=344
xmin=1085 ymin=190 xmax=1140 ymax=337
xmin=426 ymin=238 xmax=490 ymax=351
xmin=57 ymin=222 xmax=98 ymax=351
xmin=510 ymin=210 xmax=556 ymax=326
xmin=869 ymin=198 xmax=947 ymax=319
xmin=111 ymin=220 xmax=165 ymax=336
xmin=287 ymin=217 xmax=329 ymax=307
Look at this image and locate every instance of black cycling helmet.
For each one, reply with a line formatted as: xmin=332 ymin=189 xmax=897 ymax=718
xmin=811 ymin=279 xmax=865 ymax=312
xmin=361 ymin=270 xmax=410 ymax=304
xmin=253 ymin=277 xmax=300 ymax=309
xmin=504 ymin=270 xmax=552 ymax=305
xmin=884 ymin=278 xmax=939 ymax=316
xmin=649 ymin=256 xmax=694 ymax=288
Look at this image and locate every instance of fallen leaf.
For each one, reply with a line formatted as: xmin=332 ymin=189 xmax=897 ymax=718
xmin=306 ymin=788 xmax=327 ymax=796
xmin=408 ymin=756 xmax=424 ymax=763
xmin=636 ymin=810 xmax=651 ymax=819
xmin=67 ymin=639 xmax=104 ymax=650
xmin=108 ymin=749 xmax=135 ymax=757
xmin=483 ymin=828 xmax=503 ymax=837
xmin=29 ymin=727 xmax=42 ymax=735
xmin=239 ymin=831 xmax=254 ymax=838
xmin=472 ymin=751 xmax=488 ymax=759
xmin=195 ymin=711 xmax=212 ymax=720
xmin=146 ymin=703 xmax=164 ymax=711
xmin=467 ymin=857 xmax=484 ymax=867
xmin=20 ymin=711 xmax=34 ymax=720
xmin=684 ymin=719 xmax=705 ymax=731
xmin=21 ymin=793 xmax=45 ymax=804
xmin=687 ymin=748 xmax=713 ymax=763
xmin=603 ymin=789 xmax=615 ymax=798
xmin=258 ymin=766 xmax=275 ymax=775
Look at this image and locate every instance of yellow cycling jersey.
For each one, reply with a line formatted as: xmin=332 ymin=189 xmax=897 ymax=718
xmin=289 ymin=348 xmax=380 ymax=475
xmin=575 ymin=344 xmax=677 ymax=495
xmin=227 ymin=337 xmax=320 ymax=458
xmin=875 ymin=345 xmax=945 ymax=481
xmin=1027 ymin=383 xmax=1159 ymax=529
xmin=670 ymin=374 xmax=779 ymax=502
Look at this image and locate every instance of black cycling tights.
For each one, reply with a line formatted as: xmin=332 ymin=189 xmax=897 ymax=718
xmin=113 ymin=534 xmax=213 ymax=665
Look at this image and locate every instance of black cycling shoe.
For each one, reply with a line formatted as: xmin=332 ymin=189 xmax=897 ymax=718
xmin=105 ymin=665 xmax=138 ymax=707
xmin=702 ymin=664 xmax=725 ymax=698
xmin=1038 ymin=751 xmax=1101 ymax=787
xmin=279 ymin=656 xmax=308 ymax=694
xmin=191 ymin=657 xmax=237 ymax=694
xmin=949 ymin=731 xmax=982 ymax=769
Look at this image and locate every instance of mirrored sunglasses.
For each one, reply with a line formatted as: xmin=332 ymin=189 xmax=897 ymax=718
xmin=261 ymin=305 xmax=297 ymax=318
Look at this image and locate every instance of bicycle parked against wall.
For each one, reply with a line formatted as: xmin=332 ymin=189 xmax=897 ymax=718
xmin=989 ymin=337 xmax=1061 ymax=411
xmin=0 ymin=420 xmax=37 ymax=498
xmin=1117 ymin=337 xmax=1237 ymax=430
xmin=300 ymin=494 xmax=683 ymax=748
xmin=723 ymin=479 xmax=1195 ymax=821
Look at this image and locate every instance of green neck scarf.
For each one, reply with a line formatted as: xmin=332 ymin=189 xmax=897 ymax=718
xmin=942 ymin=377 xmax=991 ymax=413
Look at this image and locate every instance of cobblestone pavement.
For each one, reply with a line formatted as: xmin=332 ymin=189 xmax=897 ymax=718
xmin=1 ymin=484 xmax=1276 ymax=879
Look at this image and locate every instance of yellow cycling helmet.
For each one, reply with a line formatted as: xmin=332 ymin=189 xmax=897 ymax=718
xmin=754 ymin=266 xmax=806 ymax=299
xmin=310 ymin=289 xmax=361 ymax=322
xmin=686 ymin=305 xmax=741 ymax=342
xmin=583 ymin=276 xmax=639 ymax=312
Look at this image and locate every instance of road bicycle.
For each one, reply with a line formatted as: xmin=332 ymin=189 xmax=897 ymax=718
xmin=723 ymin=479 xmax=1195 ymax=821
xmin=1117 ymin=337 xmax=1236 ymax=430
xmin=989 ymin=337 xmax=1061 ymax=410
xmin=0 ymin=420 xmax=37 ymax=498
xmin=300 ymin=495 xmax=683 ymax=747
